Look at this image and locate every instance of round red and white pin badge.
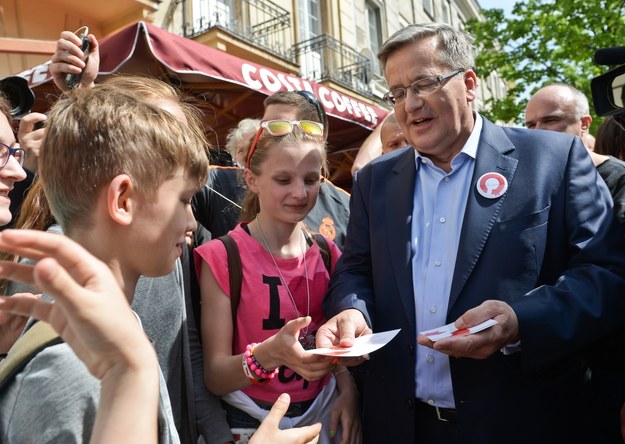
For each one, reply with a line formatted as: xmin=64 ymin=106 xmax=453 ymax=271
xmin=476 ymin=172 xmax=508 ymax=199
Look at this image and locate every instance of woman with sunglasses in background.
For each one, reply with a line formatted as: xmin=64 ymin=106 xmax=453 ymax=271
xmin=195 ymin=117 xmax=361 ymax=444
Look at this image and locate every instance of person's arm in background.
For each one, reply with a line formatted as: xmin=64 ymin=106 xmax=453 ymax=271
xmin=4 ymin=29 xmax=99 ymax=230
xmin=17 ymin=112 xmax=46 ymax=174
xmin=49 ymin=29 xmax=100 ymax=92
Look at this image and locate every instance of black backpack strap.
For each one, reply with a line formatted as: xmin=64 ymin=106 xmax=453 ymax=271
xmin=217 ymin=234 xmax=242 ymax=324
xmin=0 ymin=321 xmax=62 ymax=391
xmin=312 ymin=233 xmax=332 ymax=274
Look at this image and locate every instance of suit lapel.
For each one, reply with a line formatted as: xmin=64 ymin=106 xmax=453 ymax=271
xmin=448 ymin=120 xmax=518 ymax=312
xmin=386 ymin=150 xmax=418 ymax=331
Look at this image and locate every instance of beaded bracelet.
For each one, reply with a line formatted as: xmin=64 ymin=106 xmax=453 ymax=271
xmin=242 ymin=355 xmax=268 ymax=384
xmin=245 ymin=343 xmax=278 ymax=381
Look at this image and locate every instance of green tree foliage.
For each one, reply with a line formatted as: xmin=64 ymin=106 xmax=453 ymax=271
xmin=466 ymin=0 xmax=625 ymax=132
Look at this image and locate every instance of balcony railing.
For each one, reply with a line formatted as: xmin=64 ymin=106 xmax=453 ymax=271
xmin=184 ymin=0 xmax=292 ymax=61
xmin=291 ymin=34 xmax=371 ymax=95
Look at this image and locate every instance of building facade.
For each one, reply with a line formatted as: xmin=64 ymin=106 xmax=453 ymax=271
xmin=0 ymin=0 xmax=506 ymax=180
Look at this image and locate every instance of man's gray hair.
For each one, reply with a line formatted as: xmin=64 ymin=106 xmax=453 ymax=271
xmin=225 ymin=118 xmax=260 ymax=159
xmin=377 ymin=23 xmax=476 ymax=72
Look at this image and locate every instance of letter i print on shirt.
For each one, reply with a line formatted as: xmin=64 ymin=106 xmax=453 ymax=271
xmin=261 ymin=275 xmax=286 ymax=330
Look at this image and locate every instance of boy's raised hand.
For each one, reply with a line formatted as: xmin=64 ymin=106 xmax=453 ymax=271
xmin=0 ymin=229 xmax=156 ymax=380
xmin=251 ymin=393 xmax=321 ymax=444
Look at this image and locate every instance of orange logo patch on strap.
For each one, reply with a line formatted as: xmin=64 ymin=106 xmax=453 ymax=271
xmin=319 ymin=216 xmax=336 ymax=239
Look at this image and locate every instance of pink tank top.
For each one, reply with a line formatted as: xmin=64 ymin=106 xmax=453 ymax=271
xmin=194 ymin=224 xmax=341 ymax=403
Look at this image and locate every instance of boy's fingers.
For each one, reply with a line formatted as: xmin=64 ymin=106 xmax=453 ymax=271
xmin=33 ymin=257 xmax=87 ymax=310
xmin=297 ymin=423 xmax=322 ymax=443
xmin=0 ymin=230 xmax=103 ymax=286
xmin=264 ymin=393 xmax=290 ymax=426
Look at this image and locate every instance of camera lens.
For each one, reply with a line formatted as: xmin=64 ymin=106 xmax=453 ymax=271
xmin=0 ymin=76 xmax=35 ymax=119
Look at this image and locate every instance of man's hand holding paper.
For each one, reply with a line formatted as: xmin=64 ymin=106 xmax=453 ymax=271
xmin=417 ymin=300 xmax=520 ymax=359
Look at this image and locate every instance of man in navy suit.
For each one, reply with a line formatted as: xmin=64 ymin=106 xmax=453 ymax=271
xmin=317 ymin=23 xmax=625 ymax=443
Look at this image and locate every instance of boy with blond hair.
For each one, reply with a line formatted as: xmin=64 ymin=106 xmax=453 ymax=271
xmin=0 ymin=80 xmax=209 ymax=443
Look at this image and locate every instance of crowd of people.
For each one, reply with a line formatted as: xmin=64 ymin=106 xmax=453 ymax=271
xmin=0 ymin=21 xmax=625 ymax=444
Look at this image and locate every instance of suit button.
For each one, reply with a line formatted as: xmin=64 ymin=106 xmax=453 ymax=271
xmin=408 ymin=345 xmax=415 ymax=355
xmin=405 ymin=398 xmax=414 ymax=409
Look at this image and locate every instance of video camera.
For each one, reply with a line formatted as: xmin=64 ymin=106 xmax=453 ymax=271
xmin=0 ymin=75 xmax=35 ymax=119
xmin=591 ymin=46 xmax=625 ymax=121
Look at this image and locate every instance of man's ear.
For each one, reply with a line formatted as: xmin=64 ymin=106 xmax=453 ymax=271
xmin=106 ymin=174 xmax=135 ymax=226
xmin=580 ymin=115 xmax=593 ymax=134
xmin=243 ymin=168 xmax=259 ymax=194
xmin=464 ymin=69 xmax=479 ymax=103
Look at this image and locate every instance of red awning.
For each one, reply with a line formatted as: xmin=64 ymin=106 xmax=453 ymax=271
xmin=16 ymin=21 xmax=387 ymax=159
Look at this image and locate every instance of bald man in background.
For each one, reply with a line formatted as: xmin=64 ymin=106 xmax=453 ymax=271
xmin=351 ymin=112 xmax=408 ymax=174
xmin=525 ymin=84 xmax=625 ymax=225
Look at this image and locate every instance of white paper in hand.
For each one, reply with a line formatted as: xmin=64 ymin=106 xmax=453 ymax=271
xmin=419 ymin=319 xmax=497 ymax=342
xmin=307 ymin=329 xmax=401 ymax=357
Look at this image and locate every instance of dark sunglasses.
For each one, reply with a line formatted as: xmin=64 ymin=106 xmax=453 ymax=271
xmin=296 ymin=90 xmax=325 ymax=125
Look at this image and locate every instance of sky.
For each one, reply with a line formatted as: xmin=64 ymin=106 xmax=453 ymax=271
xmin=477 ymin=0 xmax=516 ymax=17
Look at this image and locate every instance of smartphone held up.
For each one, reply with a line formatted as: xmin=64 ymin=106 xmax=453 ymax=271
xmin=65 ymin=26 xmax=91 ymax=90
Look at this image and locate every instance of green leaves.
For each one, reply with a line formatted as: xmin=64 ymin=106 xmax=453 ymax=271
xmin=466 ymin=0 xmax=625 ymax=132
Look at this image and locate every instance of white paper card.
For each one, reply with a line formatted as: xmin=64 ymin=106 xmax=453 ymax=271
xmin=419 ymin=319 xmax=498 ymax=342
xmin=306 ymin=329 xmax=401 ymax=357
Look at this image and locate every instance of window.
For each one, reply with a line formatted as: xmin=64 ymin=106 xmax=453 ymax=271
xmin=366 ymin=2 xmax=382 ymax=58
xmin=298 ymin=0 xmax=323 ymax=78
xmin=299 ymin=0 xmax=322 ymax=40
xmin=441 ymin=0 xmax=450 ymax=24
xmin=423 ymin=0 xmax=434 ymax=18
xmin=192 ymin=0 xmax=233 ymax=27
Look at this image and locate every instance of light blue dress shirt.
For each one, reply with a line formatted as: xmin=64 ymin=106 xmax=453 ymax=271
xmin=412 ymin=114 xmax=483 ymax=408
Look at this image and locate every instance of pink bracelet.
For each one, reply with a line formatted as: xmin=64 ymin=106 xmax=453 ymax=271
xmin=242 ymin=355 xmax=268 ymax=384
xmin=245 ymin=343 xmax=278 ymax=381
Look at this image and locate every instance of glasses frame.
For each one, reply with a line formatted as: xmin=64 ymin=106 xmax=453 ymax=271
xmin=383 ymin=68 xmax=466 ymax=107
xmin=246 ymin=120 xmax=324 ymax=169
xmin=0 ymin=142 xmax=25 ymax=169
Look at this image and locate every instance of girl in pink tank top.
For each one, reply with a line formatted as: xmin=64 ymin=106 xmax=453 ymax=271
xmin=195 ymin=117 xmax=360 ymax=443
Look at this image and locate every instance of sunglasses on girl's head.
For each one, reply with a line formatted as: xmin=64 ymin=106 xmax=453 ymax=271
xmin=246 ymin=120 xmax=324 ymax=168
xmin=296 ymin=90 xmax=325 ymax=125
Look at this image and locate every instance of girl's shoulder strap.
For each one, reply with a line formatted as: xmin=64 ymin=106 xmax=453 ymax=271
xmin=217 ymin=234 xmax=242 ymax=324
xmin=311 ymin=233 xmax=332 ymax=274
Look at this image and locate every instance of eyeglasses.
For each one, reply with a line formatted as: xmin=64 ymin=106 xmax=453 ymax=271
xmin=246 ymin=120 xmax=324 ymax=168
xmin=0 ymin=143 xmax=25 ymax=169
xmin=382 ymin=68 xmax=466 ymax=107
xmin=296 ymin=90 xmax=325 ymax=125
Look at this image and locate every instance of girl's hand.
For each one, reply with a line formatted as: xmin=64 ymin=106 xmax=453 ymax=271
xmin=257 ymin=317 xmax=333 ymax=381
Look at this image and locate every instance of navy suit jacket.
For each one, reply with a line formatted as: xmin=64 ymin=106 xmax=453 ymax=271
xmin=326 ymin=118 xmax=625 ymax=443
